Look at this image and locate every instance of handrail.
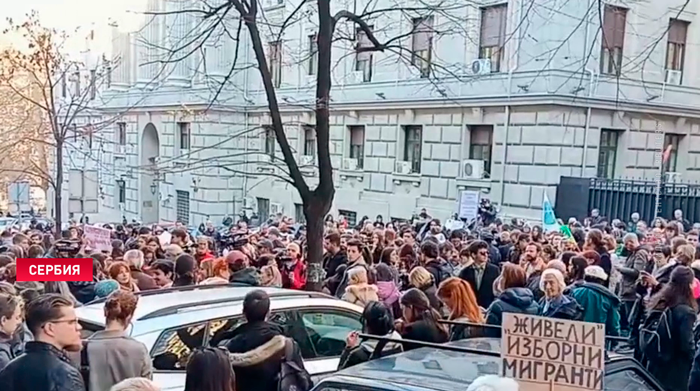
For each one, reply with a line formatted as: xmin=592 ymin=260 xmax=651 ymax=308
xmin=437 ymin=319 xmax=630 ymax=343
xmin=356 ymin=333 xmax=500 ymax=357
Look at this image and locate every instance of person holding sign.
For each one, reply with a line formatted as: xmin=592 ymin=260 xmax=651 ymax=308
xmin=538 ymin=269 xmax=583 ymax=321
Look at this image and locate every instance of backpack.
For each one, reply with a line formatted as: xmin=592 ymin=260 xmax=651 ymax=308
xmin=278 ymin=338 xmax=313 ymax=391
xmin=639 ymin=308 xmax=673 ymax=364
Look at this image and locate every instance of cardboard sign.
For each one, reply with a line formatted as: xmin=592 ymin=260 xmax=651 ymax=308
xmin=83 ymin=225 xmax=111 ymax=252
xmin=501 ymin=313 xmax=605 ymax=391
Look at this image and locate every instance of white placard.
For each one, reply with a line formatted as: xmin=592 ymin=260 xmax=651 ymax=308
xmin=458 ymin=190 xmax=480 ymax=220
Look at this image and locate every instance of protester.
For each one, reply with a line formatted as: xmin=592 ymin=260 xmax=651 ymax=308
xmin=436 ymin=277 xmax=484 ymax=340
xmin=570 ymin=266 xmax=621 ymax=336
xmin=485 ymin=263 xmax=539 ymax=334
xmin=341 ymin=267 xmax=379 ymax=307
xmin=539 ymin=269 xmax=583 ymax=320
xmin=338 ymin=301 xmax=402 ymax=370
xmin=458 ymin=240 xmax=499 ymax=308
xmin=227 ymin=290 xmax=309 ymax=391
xmin=396 ymin=288 xmax=449 ymax=350
xmin=83 ymin=290 xmax=152 ymax=391
xmin=0 ymin=293 xmax=22 ymax=371
xmin=184 ymin=347 xmax=235 ymax=391
xmin=0 ymin=294 xmax=86 ymax=391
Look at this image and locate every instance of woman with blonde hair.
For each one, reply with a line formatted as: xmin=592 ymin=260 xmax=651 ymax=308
xmin=409 ymin=266 xmax=441 ymax=311
xmin=341 ymin=267 xmax=379 ymax=307
xmin=437 ymin=277 xmax=484 ymax=340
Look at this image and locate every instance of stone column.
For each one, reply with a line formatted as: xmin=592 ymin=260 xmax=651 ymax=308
xmin=165 ymin=0 xmax=191 ymax=86
xmin=110 ymin=25 xmax=129 ymax=89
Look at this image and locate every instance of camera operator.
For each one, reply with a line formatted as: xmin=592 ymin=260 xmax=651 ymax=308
xmin=478 ymin=198 xmax=497 ymax=226
xmin=279 ymin=243 xmax=306 ymax=290
xmin=53 ymin=239 xmax=96 ymax=304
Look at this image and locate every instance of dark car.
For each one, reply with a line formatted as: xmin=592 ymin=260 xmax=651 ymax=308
xmin=312 ymin=338 xmax=665 ymax=391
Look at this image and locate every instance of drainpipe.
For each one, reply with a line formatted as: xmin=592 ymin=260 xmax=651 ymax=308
xmin=242 ymin=32 xmax=251 ymax=202
xmin=582 ymin=68 xmax=596 ymax=175
xmin=498 ymin=69 xmax=516 ymax=208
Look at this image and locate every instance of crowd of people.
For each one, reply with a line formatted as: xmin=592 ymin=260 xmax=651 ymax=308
xmin=0 ymin=208 xmax=699 ymax=390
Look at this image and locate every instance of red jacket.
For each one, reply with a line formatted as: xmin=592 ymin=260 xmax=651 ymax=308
xmin=282 ymin=260 xmax=306 ymax=290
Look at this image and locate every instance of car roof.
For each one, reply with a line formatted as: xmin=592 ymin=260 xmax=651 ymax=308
xmin=76 ymin=284 xmax=335 ymax=327
xmin=322 ymin=338 xmax=652 ymax=391
xmin=329 ymin=339 xmax=503 ymax=391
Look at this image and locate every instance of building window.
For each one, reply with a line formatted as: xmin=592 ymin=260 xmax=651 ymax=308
xmin=264 ymin=126 xmax=275 ymax=157
xmin=600 ymin=5 xmax=627 ymax=76
xmin=666 ymin=19 xmax=688 ymax=72
xmin=117 ymin=122 xmax=127 ymax=145
xmin=307 ymin=34 xmax=317 ymax=76
xmin=61 ymin=76 xmax=67 ymax=98
xmin=294 ymin=203 xmax=306 ymax=224
xmin=269 ymin=41 xmax=282 ymax=88
xmin=303 ymin=125 xmax=316 ymax=157
xmin=72 ymin=71 xmax=81 ymax=96
xmin=257 ymin=197 xmax=270 ymax=222
xmin=469 ymin=125 xmax=493 ymax=177
xmin=89 ymin=70 xmax=96 ymax=100
xmin=403 ymin=125 xmax=423 ymax=173
xmin=355 ymin=26 xmax=373 ymax=82
xmin=116 ymin=180 xmax=126 ymax=204
xmin=411 ymin=17 xmax=433 ymax=78
xmin=176 ymin=190 xmax=190 ymax=225
xmin=597 ymin=129 xmax=619 ymax=179
xmin=338 ymin=209 xmax=357 ymax=226
xmin=479 ymin=4 xmax=507 ymax=73
xmin=177 ymin=122 xmax=191 ymax=151
xmin=664 ymin=133 xmax=682 ymax=173
xmin=348 ymin=125 xmax=365 ymax=169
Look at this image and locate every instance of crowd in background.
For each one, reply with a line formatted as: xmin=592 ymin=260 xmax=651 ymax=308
xmin=0 ymin=207 xmax=699 ymax=390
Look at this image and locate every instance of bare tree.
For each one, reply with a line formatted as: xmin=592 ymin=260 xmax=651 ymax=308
xmin=0 ymin=12 xmax=121 ymax=235
xmin=139 ymin=0 xmax=487 ymax=290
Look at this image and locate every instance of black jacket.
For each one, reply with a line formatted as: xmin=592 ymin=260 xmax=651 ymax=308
xmin=538 ymin=295 xmax=584 ymax=321
xmin=594 ymin=246 xmax=612 ymax=288
xmin=400 ymin=318 xmax=448 ymax=351
xmin=418 ymin=285 xmax=442 ymax=312
xmin=338 ymin=331 xmax=403 ymax=370
xmin=650 ymin=304 xmax=696 ymax=391
xmin=498 ymin=244 xmax=512 ymax=264
xmin=323 ymin=250 xmax=347 ymax=277
xmin=458 ymin=263 xmax=500 ymax=308
xmin=229 ymin=267 xmax=261 ymax=286
xmin=226 ymin=321 xmax=304 ymax=391
xmin=0 ymin=341 xmax=86 ymax=391
xmin=485 ymin=287 xmax=540 ymax=337
xmin=68 ymin=280 xmax=96 ymax=304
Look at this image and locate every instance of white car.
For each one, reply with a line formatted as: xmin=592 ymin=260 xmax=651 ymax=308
xmin=0 ymin=218 xmax=17 ymax=233
xmin=76 ymin=284 xmax=364 ymax=391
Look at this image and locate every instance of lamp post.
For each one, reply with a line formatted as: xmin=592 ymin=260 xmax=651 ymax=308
xmin=150 ymin=182 xmax=157 ymax=195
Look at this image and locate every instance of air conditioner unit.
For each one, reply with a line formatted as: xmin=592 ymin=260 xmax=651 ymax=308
xmin=300 ymin=155 xmax=315 ymax=166
xmin=270 ymin=203 xmax=282 ymax=215
xmin=342 ymin=158 xmax=358 ymax=171
xmin=470 ymin=59 xmax=492 ymax=75
xmin=665 ymin=69 xmax=682 ymax=85
xmin=395 ymin=161 xmax=412 ymax=175
xmin=462 ymin=159 xmax=485 ymax=179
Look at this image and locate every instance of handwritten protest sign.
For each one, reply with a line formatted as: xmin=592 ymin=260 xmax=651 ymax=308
xmin=501 ymin=313 xmax=605 ymax=391
xmin=83 ymin=225 xmax=111 ymax=252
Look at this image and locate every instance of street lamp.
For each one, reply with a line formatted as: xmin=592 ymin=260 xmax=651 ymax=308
xmin=150 ymin=182 xmax=158 ymax=195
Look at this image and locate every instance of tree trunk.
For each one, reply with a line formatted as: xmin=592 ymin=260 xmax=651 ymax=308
xmin=54 ymin=139 xmax=63 ymax=238
xmin=304 ymin=192 xmax=333 ymax=291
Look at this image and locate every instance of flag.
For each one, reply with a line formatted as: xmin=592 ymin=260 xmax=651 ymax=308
xmin=542 ymin=192 xmax=560 ymax=233
xmin=662 ymin=144 xmax=673 ymax=164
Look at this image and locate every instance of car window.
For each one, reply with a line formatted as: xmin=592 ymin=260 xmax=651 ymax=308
xmin=207 ymin=311 xmax=289 ymax=348
xmin=151 ymin=322 xmax=207 ymax=370
xmin=605 ymin=369 xmax=660 ymax=391
xmin=296 ymin=310 xmax=362 ymax=359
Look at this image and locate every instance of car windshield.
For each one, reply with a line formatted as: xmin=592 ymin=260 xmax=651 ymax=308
xmin=0 ymin=219 xmax=14 ymax=227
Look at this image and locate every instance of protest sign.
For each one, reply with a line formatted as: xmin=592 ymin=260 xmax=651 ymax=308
xmin=501 ymin=313 xmax=605 ymax=391
xmin=83 ymin=225 xmax=111 ymax=252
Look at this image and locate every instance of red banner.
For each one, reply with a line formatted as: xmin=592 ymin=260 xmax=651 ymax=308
xmin=16 ymin=258 xmax=93 ymax=282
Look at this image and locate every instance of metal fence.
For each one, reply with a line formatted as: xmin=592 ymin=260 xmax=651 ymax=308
xmin=555 ymin=177 xmax=700 ymax=223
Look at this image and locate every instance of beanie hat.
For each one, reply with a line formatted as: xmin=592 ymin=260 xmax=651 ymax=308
xmin=95 ymin=279 xmax=120 ymax=298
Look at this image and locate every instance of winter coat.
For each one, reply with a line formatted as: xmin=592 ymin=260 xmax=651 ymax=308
xmin=458 ymin=262 xmax=500 ymax=309
xmin=0 ymin=335 xmax=15 ymax=372
xmin=338 ymin=331 xmax=403 ymax=370
xmin=230 ymin=267 xmax=261 ymax=286
xmin=342 ymin=283 xmax=380 ymax=307
xmin=335 ymin=259 xmax=368 ymax=298
xmin=595 ymin=246 xmax=613 ymax=288
xmin=538 ymin=295 xmax=584 ymax=321
xmin=570 ymin=282 xmax=621 ymax=336
xmin=82 ymin=329 xmax=153 ymax=391
xmin=281 ymin=261 xmax=306 ymax=290
xmin=485 ymin=287 xmax=540 ymax=337
xmin=527 ymin=271 xmax=544 ymax=302
xmin=618 ymin=247 xmax=650 ymax=301
xmin=649 ymin=304 xmax=696 ymax=391
xmin=0 ymin=341 xmax=86 ymax=391
xmin=200 ymin=276 xmax=230 ymax=285
xmin=227 ymin=321 xmax=306 ymax=391
xmin=400 ymin=317 xmax=448 ymax=351
xmin=323 ymin=250 xmax=347 ymax=277
xmin=418 ymin=284 xmax=443 ymax=312
xmin=376 ymin=280 xmax=401 ymax=318
xmin=68 ymin=280 xmax=96 ymax=304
